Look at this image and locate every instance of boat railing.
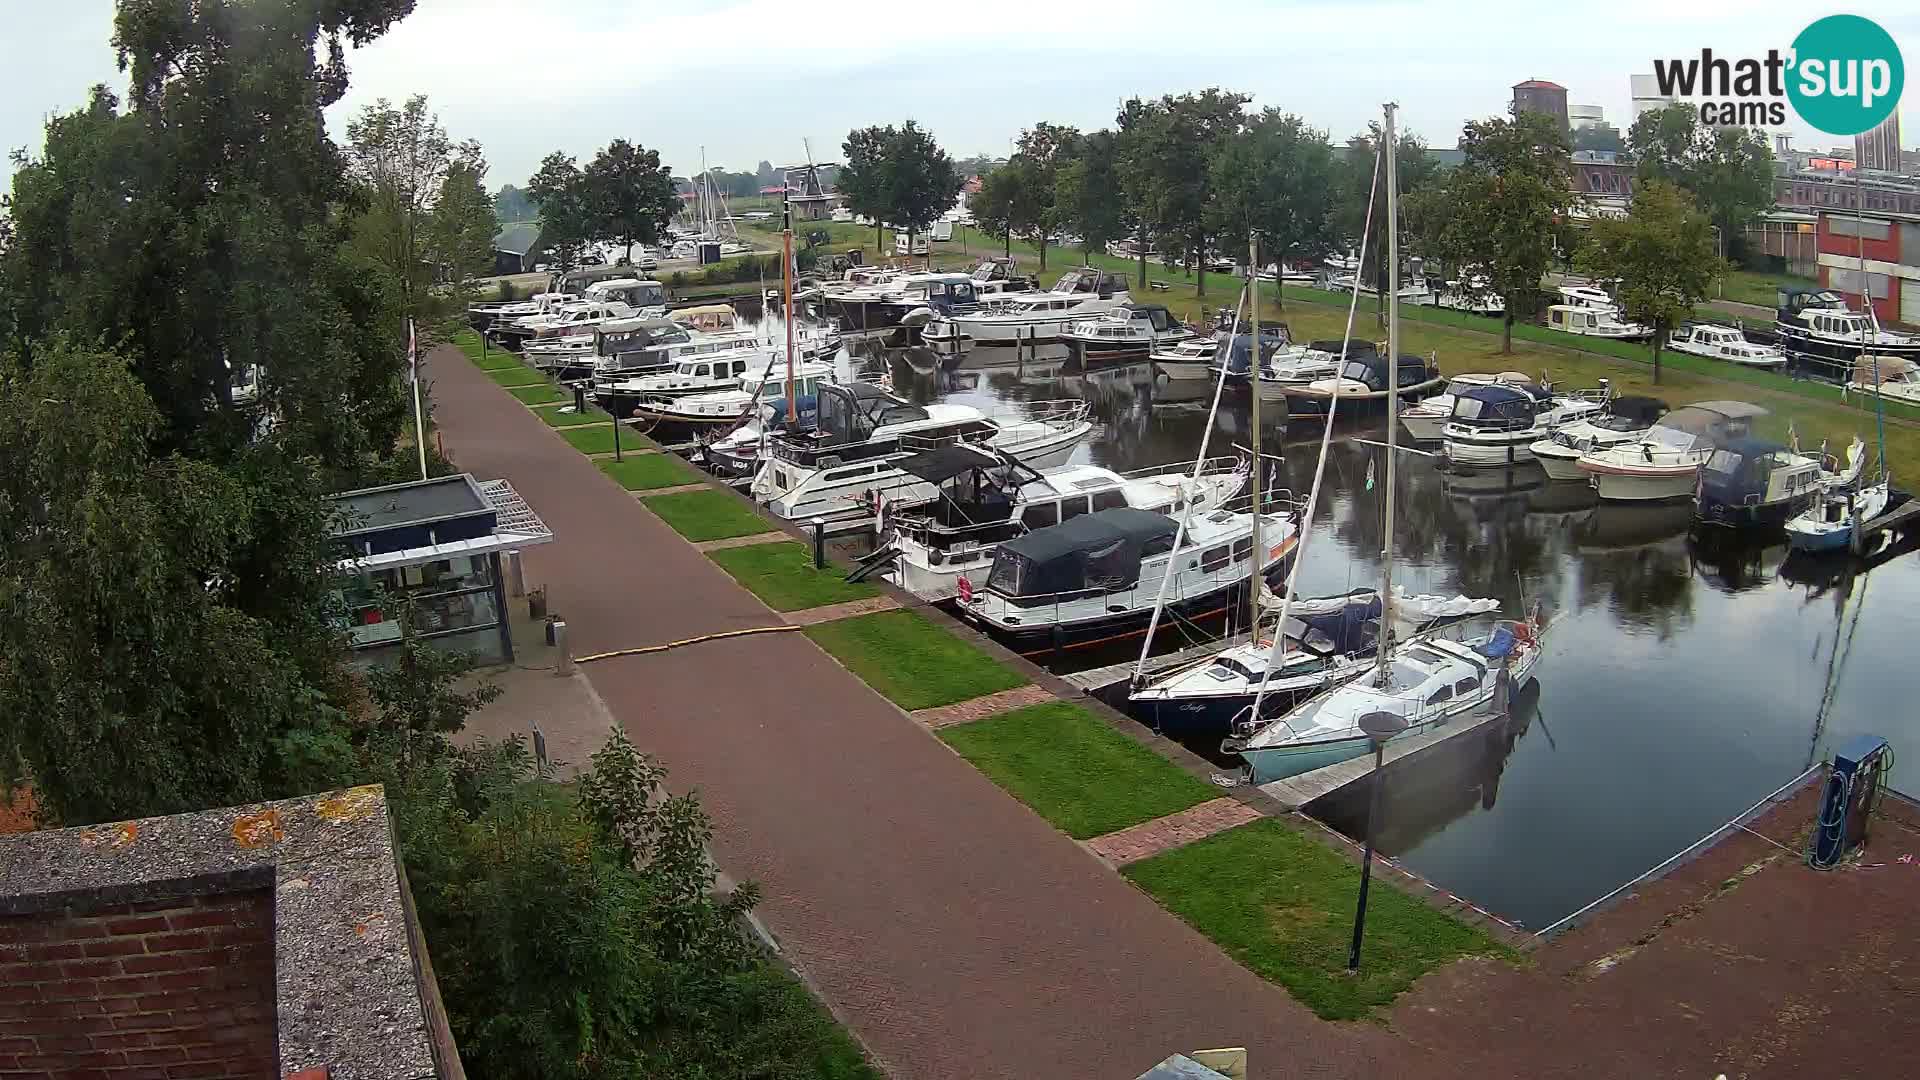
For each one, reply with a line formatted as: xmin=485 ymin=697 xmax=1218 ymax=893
xmin=983 ymin=398 xmax=1092 ymax=433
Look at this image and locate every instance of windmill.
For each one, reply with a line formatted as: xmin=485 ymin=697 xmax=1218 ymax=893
xmin=778 ymin=138 xmax=840 ymax=226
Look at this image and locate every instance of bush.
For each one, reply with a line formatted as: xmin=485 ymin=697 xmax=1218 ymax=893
xmin=667 ymin=270 xmax=688 ymax=289
xmin=495 ymin=279 xmax=516 ymax=302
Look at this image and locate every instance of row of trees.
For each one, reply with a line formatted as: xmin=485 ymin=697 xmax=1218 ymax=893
xmin=526 ymin=139 xmax=679 ymax=264
xmin=0 ymin=3 xmax=874 ymax=1077
xmin=837 ymin=120 xmax=966 ymax=254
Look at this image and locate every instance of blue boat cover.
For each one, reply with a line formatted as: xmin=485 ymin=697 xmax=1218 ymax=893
xmin=1476 ymin=625 xmax=1517 ymax=659
xmin=1298 ymin=596 xmax=1383 ymax=654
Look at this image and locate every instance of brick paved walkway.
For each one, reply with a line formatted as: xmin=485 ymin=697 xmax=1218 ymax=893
xmin=1085 ymin=799 xmax=1265 ymax=867
xmin=693 ymin=531 xmax=792 ymax=552
xmin=910 ymin=685 xmax=1056 ymax=729
xmin=428 ymin=345 xmax=1398 ymax=1079
xmin=780 ymin=596 xmax=901 ymax=627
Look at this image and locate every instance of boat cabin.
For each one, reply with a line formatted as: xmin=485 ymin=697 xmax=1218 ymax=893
xmin=1642 ymin=400 xmax=1766 ymax=452
xmin=769 ymin=383 xmax=992 ymax=467
xmin=1336 ymin=352 xmax=1438 ymax=393
xmin=984 ymin=508 xmax=1179 ymax=604
xmin=1672 ymin=324 xmax=1745 ymax=350
xmin=1050 ymin=267 xmax=1125 ymax=298
xmin=911 ymin=274 xmax=981 ymax=310
xmin=1548 ymin=306 xmax=1617 ymax=334
xmin=1120 ymin=304 xmax=1177 ymax=332
xmin=670 ymin=304 xmax=739 ymax=333
xmin=596 ymin=317 xmax=693 ymax=357
xmin=1850 ymin=355 xmax=1920 ymax=390
xmin=585 ymin=278 xmax=668 ymax=309
xmin=1699 ymin=437 xmax=1820 ymax=512
xmin=1778 ymin=287 xmax=1851 ymax=319
xmin=1557 ymin=285 xmax=1618 ymax=310
xmin=1448 ymin=384 xmax=1547 ymax=431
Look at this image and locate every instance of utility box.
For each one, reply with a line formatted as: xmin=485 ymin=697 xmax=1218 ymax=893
xmin=1809 ymin=734 xmax=1892 ymax=869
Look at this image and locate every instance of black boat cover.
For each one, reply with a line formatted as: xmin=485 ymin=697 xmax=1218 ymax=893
xmin=896 ymin=445 xmax=1002 ymax=484
xmin=987 ymin=508 xmax=1179 ymax=597
xmin=1608 ymin=395 xmax=1668 ymax=426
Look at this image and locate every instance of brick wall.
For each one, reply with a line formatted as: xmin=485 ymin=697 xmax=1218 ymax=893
xmin=0 ymin=890 xmax=277 ymax=1080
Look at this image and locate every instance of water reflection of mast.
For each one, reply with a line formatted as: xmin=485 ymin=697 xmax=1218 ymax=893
xmin=1806 ymin=566 xmax=1869 ymax=770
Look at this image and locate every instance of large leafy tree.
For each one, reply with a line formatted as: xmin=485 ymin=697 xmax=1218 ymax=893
xmin=970 ymin=164 xmax=1019 ymax=258
xmin=838 ymin=124 xmax=895 ymax=251
xmin=344 ymin=95 xmax=492 ymax=325
xmin=1054 ymin=128 xmax=1127 ymax=264
xmin=1335 ymin=123 xmax=1442 ymax=319
xmin=582 ymin=139 xmax=677 ymax=263
xmin=525 ymin=151 xmax=591 ymax=268
xmin=1627 ymin=103 xmax=1775 ymax=257
xmin=1007 ymin=122 xmax=1079 ymax=270
xmin=1419 ymin=109 xmax=1574 ymax=352
xmin=1115 ymin=89 xmax=1249 ymax=297
xmin=1209 ymin=109 xmax=1337 ymax=306
xmin=882 ymin=120 xmax=964 ymax=248
xmin=1577 ymin=179 xmax=1720 ymax=382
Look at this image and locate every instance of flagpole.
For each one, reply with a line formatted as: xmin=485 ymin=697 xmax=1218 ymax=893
xmin=410 ymin=318 xmax=428 ymax=480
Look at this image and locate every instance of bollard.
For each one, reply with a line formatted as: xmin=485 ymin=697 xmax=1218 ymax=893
xmin=504 ymin=550 xmax=526 ymax=598
xmin=531 ymin=722 xmax=549 ymax=772
xmin=552 ymin=620 xmax=574 ymax=676
xmin=573 ymin=382 xmax=587 ymax=414
xmin=811 ymin=517 xmax=827 ymax=569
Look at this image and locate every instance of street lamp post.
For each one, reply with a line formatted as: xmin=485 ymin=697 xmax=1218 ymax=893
xmin=1348 ymin=710 xmax=1410 ymax=973
xmin=1711 ymin=225 xmax=1724 ymax=300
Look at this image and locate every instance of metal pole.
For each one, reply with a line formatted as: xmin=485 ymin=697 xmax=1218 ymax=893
xmin=784 ymin=196 xmax=798 ymax=423
xmin=1348 ymin=738 xmax=1387 ymax=971
xmin=1377 ymin=103 xmax=1401 ymax=673
xmin=410 ymin=318 xmax=428 ymax=481
xmin=612 ymin=405 xmax=623 ymax=461
xmin=1247 ymin=230 xmax=1263 ymax=632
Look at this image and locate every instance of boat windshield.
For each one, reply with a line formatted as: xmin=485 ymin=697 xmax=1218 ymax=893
xmin=1645 ymin=424 xmax=1704 ymax=451
xmin=1341 ymin=359 xmax=1371 ymax=381
xmin=1205 ymin=658 xmax=1260 ymax=682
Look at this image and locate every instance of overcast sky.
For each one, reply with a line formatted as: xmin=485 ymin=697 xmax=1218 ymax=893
xmin=2 ymin=1 xmax=1914 ymax=191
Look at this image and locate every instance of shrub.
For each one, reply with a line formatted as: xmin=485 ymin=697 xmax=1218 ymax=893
xmin=495 ymin=279 xmax=515 ymax=302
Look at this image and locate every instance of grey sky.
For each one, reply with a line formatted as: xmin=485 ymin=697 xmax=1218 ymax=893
xmin=3 ymin=1 xmax=1915 ymax=191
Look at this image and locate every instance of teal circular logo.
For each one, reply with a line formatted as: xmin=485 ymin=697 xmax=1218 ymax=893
xmin=1787 ymin=15 xmax=1904 ymax=136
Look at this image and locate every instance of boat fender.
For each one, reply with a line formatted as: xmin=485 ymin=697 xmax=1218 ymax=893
xmin=957 ymin=576 xmax=974 ymax=603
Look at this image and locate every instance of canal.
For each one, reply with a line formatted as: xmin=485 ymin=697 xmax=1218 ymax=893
xmin=859 ymin=339 xmax=1917 ymax=931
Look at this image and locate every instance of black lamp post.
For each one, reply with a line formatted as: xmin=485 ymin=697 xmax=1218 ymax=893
xmin=1348 ymin=709 xmax=1409 ymax=973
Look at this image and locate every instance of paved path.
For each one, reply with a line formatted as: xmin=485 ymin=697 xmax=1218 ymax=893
xmin=1086 ymin=799 xmax=1265 ymax=868
xmin=427 ymin=346 xmax=1398 ymax=1079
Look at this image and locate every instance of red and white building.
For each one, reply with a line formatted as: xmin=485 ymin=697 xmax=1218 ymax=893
xmin=1813 ymin=208 xmax=1920 ymax=327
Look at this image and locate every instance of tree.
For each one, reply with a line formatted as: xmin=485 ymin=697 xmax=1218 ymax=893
xmin=971 ymin=165 xmax=1019 ymax=258
xmin=755 ymin=159 xmax=778 ymax=188
xmin=582 ymin=139 xmax=677 ymax=263
xmin=953 ymin=152 xmax=1003 ymax=178
xmin=1007 ymin=122 xmax=1079 ymax=270
xmin=526 ymin=151 xmax=590 ymax=268
xmin=428 ymin=158 xmax=498 ymax=309
xmin=494 ymin=183 xmax=539 ymax=222
xmin=1335 ymin=123 xmax=1442 ymax=319
xmin=344 ymin=95 xmax=492 ymax=324
xmin=1115 ymin=89 xmax=1249 ymax=297
xmin=881 ymin=120 xmax=964 ymax=251
xmin=1627 ymin=103 xmax=1775 ymax=257
xmin=1419 ymin=109 xmax=1574 ymax=352
xmin=1577 ymin=179 xmax=1720 ymax=382
xmin=1054 ymin=129 xmax=1127 ymax=263
xmin=1209 ymin=109 xmax=1337 ymax=306
xmin=838 ymin=124 xmax=895 ymax=251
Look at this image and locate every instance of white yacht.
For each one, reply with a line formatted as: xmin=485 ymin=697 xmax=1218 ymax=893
xmin=750 ymin=383 xmax=1093 ymax=523
xmin=497 ymin=299 xmax=639 ymax=348
xmin=1667 ymin=323 xmax=1787 ymax=368
xmin=1776 ymin=288 xmax=1920 ymax=376
xmin=927 ymin=268 xmax=1130 ymax=345
xmin=954 ymin=506 xmax=1298 ymax=657
xmin=1440 ymin=381 xmax=1610 ymax=468
xmin=1400 ymin=373 xmax=1532 ymax=442
xmin=1576 ymin=400 xmax=1768 ymax=502
xmin=1150 ymin=335 xmax=1225 ymax=381
xmin=630 ymin=358 xmax=841 ymax=434
xmin=882 ymin=450 xmax=1248 ymax=601
xmin=1529 ymin=396 xmax=1669 ymax=481
xmin=1431 ymin=278 xmax=1505 ymax=317
xmin=1545 ymin=304 xmax=1653 ymax=340
xmin=1845 ymin=354 xmax=1920 ymax=406
xmin=1062 ymin=304 xmax=1194 ymax=363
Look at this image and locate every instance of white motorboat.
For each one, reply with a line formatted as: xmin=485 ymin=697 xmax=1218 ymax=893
xmin=1667 ymin=323 xmax=1787 ymax=368
xmin=496 ymin=299 xmax=640 ymax=348
xmin=1440 ymin=381 xmax=1610 ymax=468
xmin=1225 ymin=628 xmax=1542 ymax=782
xmin=882 ymin=449 xmax=1248 ymax=601
xmin=953 ymin=505 xmax=1298 ymax=656
xmin=1062 ymin=303 xmax=1194 ymax=364
xmin=750 ymin=382 xmax=1093 ymax=522
xmin=1555 ymin=283 xmax=1619 ymax=311
xmin=1844 ymin=354 xmax=1920 ymax=407
xmin=1151 ymin=335 xmax=1225 ymax=381
xmin=1545 ymin=304 xmax=1653 ymax=341
xmin=930 ymin=268 xmax=1131 ymax=345
xmin=1530 ymin=396 xmax=1669 ymax=481
xmin=596 ymin=339 xmax=838 ymax=415
xmin=1129 ymin=589 xmax=1500 ymax=737
xmin=468 ymin=291 xmax=571 ymax=329
xmin=1576 ymin=400 xmax=1769 ymax=502
xmin=1776 ymin=288 xmax=1920 ymax=376
xmin=1431 ymin=278 xmax=1505 ymax=317
xmin=630 ymin=358 xmax=840 ymax=434
xmin=1401 ymin=373 xmax=1533 ymax=442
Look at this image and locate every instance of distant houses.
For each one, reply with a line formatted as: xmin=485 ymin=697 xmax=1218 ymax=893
xmin=492 ymin=222 xmax=545 ymax=275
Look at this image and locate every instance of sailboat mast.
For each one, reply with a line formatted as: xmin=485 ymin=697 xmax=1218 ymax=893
xmin=1375 ymin=102 xmax=1401 ymax=679
xmin=1248 ymin=230 xmax=1263 ymax=631
xmin=784 ymin=190 xmax=797 ymax=422
xmin=1858 ymin=167 xmax=1887 ymax=481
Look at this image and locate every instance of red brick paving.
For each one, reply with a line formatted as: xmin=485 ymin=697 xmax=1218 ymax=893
xmin=428 ymin=346 xmax=1400 ymax=1078
xmin=780 ymin=595 xmax=901 ymax=627
xmin=693 ymin=531 xmax=793 ymax=552
xmin=1086 ymin=799 xmax=1265 ymax=867
xmin=908 ymin=684 xmax=1057 ymax=728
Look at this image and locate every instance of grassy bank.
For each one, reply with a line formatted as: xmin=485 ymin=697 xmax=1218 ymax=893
xmin=708 ymin=541 xmax=880 ymax=611
xmin=598 ymin=454 xmax=700 ymax=491
xmin=641 ymin=489 xmax=774 ymax=541
xmin=1127 ymin=819 xmax=1517 ymax=1022
xmin=803 ymin=609 xmax=1025 ymax=711
xmin=940 ymin=702 xmax=1216 ymax=839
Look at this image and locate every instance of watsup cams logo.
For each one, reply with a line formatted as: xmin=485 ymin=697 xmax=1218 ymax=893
xmin=1652 ymin=14 xmax=1903 ymax=136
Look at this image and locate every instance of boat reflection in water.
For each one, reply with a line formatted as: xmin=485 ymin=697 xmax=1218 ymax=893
xmin=1305 ymin=679 xmax=1541 ymax=858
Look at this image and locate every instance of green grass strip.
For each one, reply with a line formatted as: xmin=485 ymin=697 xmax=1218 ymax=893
xmin=1126 ymin=819 xmax=1515 ymax=1021
xmin=597 ymin=454 xmax=699 ymax=491
xmin=706 ymin=542 xmax=880 ymax=612
xmin=541 ymin=406 xmax=611 ymax=429
xmin=561 ymin=425 xmax=651 ymax=455
xmin=471 ymin=348 xmax=525 ymax=371
xmin=485 ymin=365 xmax=548 ymax=387
xmin=509 ymin=384 xmax=568 ymax=405
xmin=803 ymin=609 xmax=1025 ymax=711
xmin=940 ymin=702 xmax=1215 ymax=839
xmin=641 ymin=489 xmax=773 ymax=542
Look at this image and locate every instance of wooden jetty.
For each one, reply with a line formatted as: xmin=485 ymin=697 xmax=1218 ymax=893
xmin=1062 ymin=633 xmax=1253 ymax=696
xmin=1852 ymin=497 xmax=1920 ymax=552
xmin=1257 ymin=707 xmax=1510 ymax=810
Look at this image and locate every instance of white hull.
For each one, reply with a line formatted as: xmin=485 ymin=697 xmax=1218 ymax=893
xmin=1155 ymin=361 xmax=1216 ymax=381
xmin=1400 ymin=410 xmax=1449 ymax=442
xmin=1533 ymin=444 xmax=1587 ymax=481
xmin=1584 ymin=466 xmax=1698 ymax=502
xmin=763 ymin=425 xmax=1091 ymax=522
xmin=1445 ymin=431 xmax=1542 ymax=467
xmin=954 ymin=312 xmax=1112 ymax=345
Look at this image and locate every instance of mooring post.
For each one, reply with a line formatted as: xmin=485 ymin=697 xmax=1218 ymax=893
xmin=811 ymin=518 xmax=827 ymax=569
xmin=553 ymin=620 xmax=573 ymax=676
xmin=573 ymin=381 xmax=587 ymax=414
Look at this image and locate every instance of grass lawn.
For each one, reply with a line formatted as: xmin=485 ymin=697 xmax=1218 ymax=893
xmin=598 ymin=454 xmax=699 ymax=491
xmin=939 ymin=702 xmax=1216 ymax=839
xmin=561 ymin=424 xmax=652 ymax=455
xmin=1720 ymin=269 xmax=1813 ymax=308
xmin=804 ymin=609 xmax=1025 ymax=711
xmin=706 ymin=541 xmax=880 ymax=612
xmin=509 ymin=383 xmax=568 ymax=405
xmin=470 ymin=347 xmax=525 ymax=371
xmin=1126 ymin=819 xmax=1515 ymax=1021
xmin=485 ymin=364 xmax=548 ymax=387
xmin=540 ymin=406 xmax=611 ymax=429
xmin=641 ymin=489 xmax=774 ymax=541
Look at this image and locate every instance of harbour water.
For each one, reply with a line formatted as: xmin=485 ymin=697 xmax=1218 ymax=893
xmin=855 ymin=338 xmax=1920 ymax=930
